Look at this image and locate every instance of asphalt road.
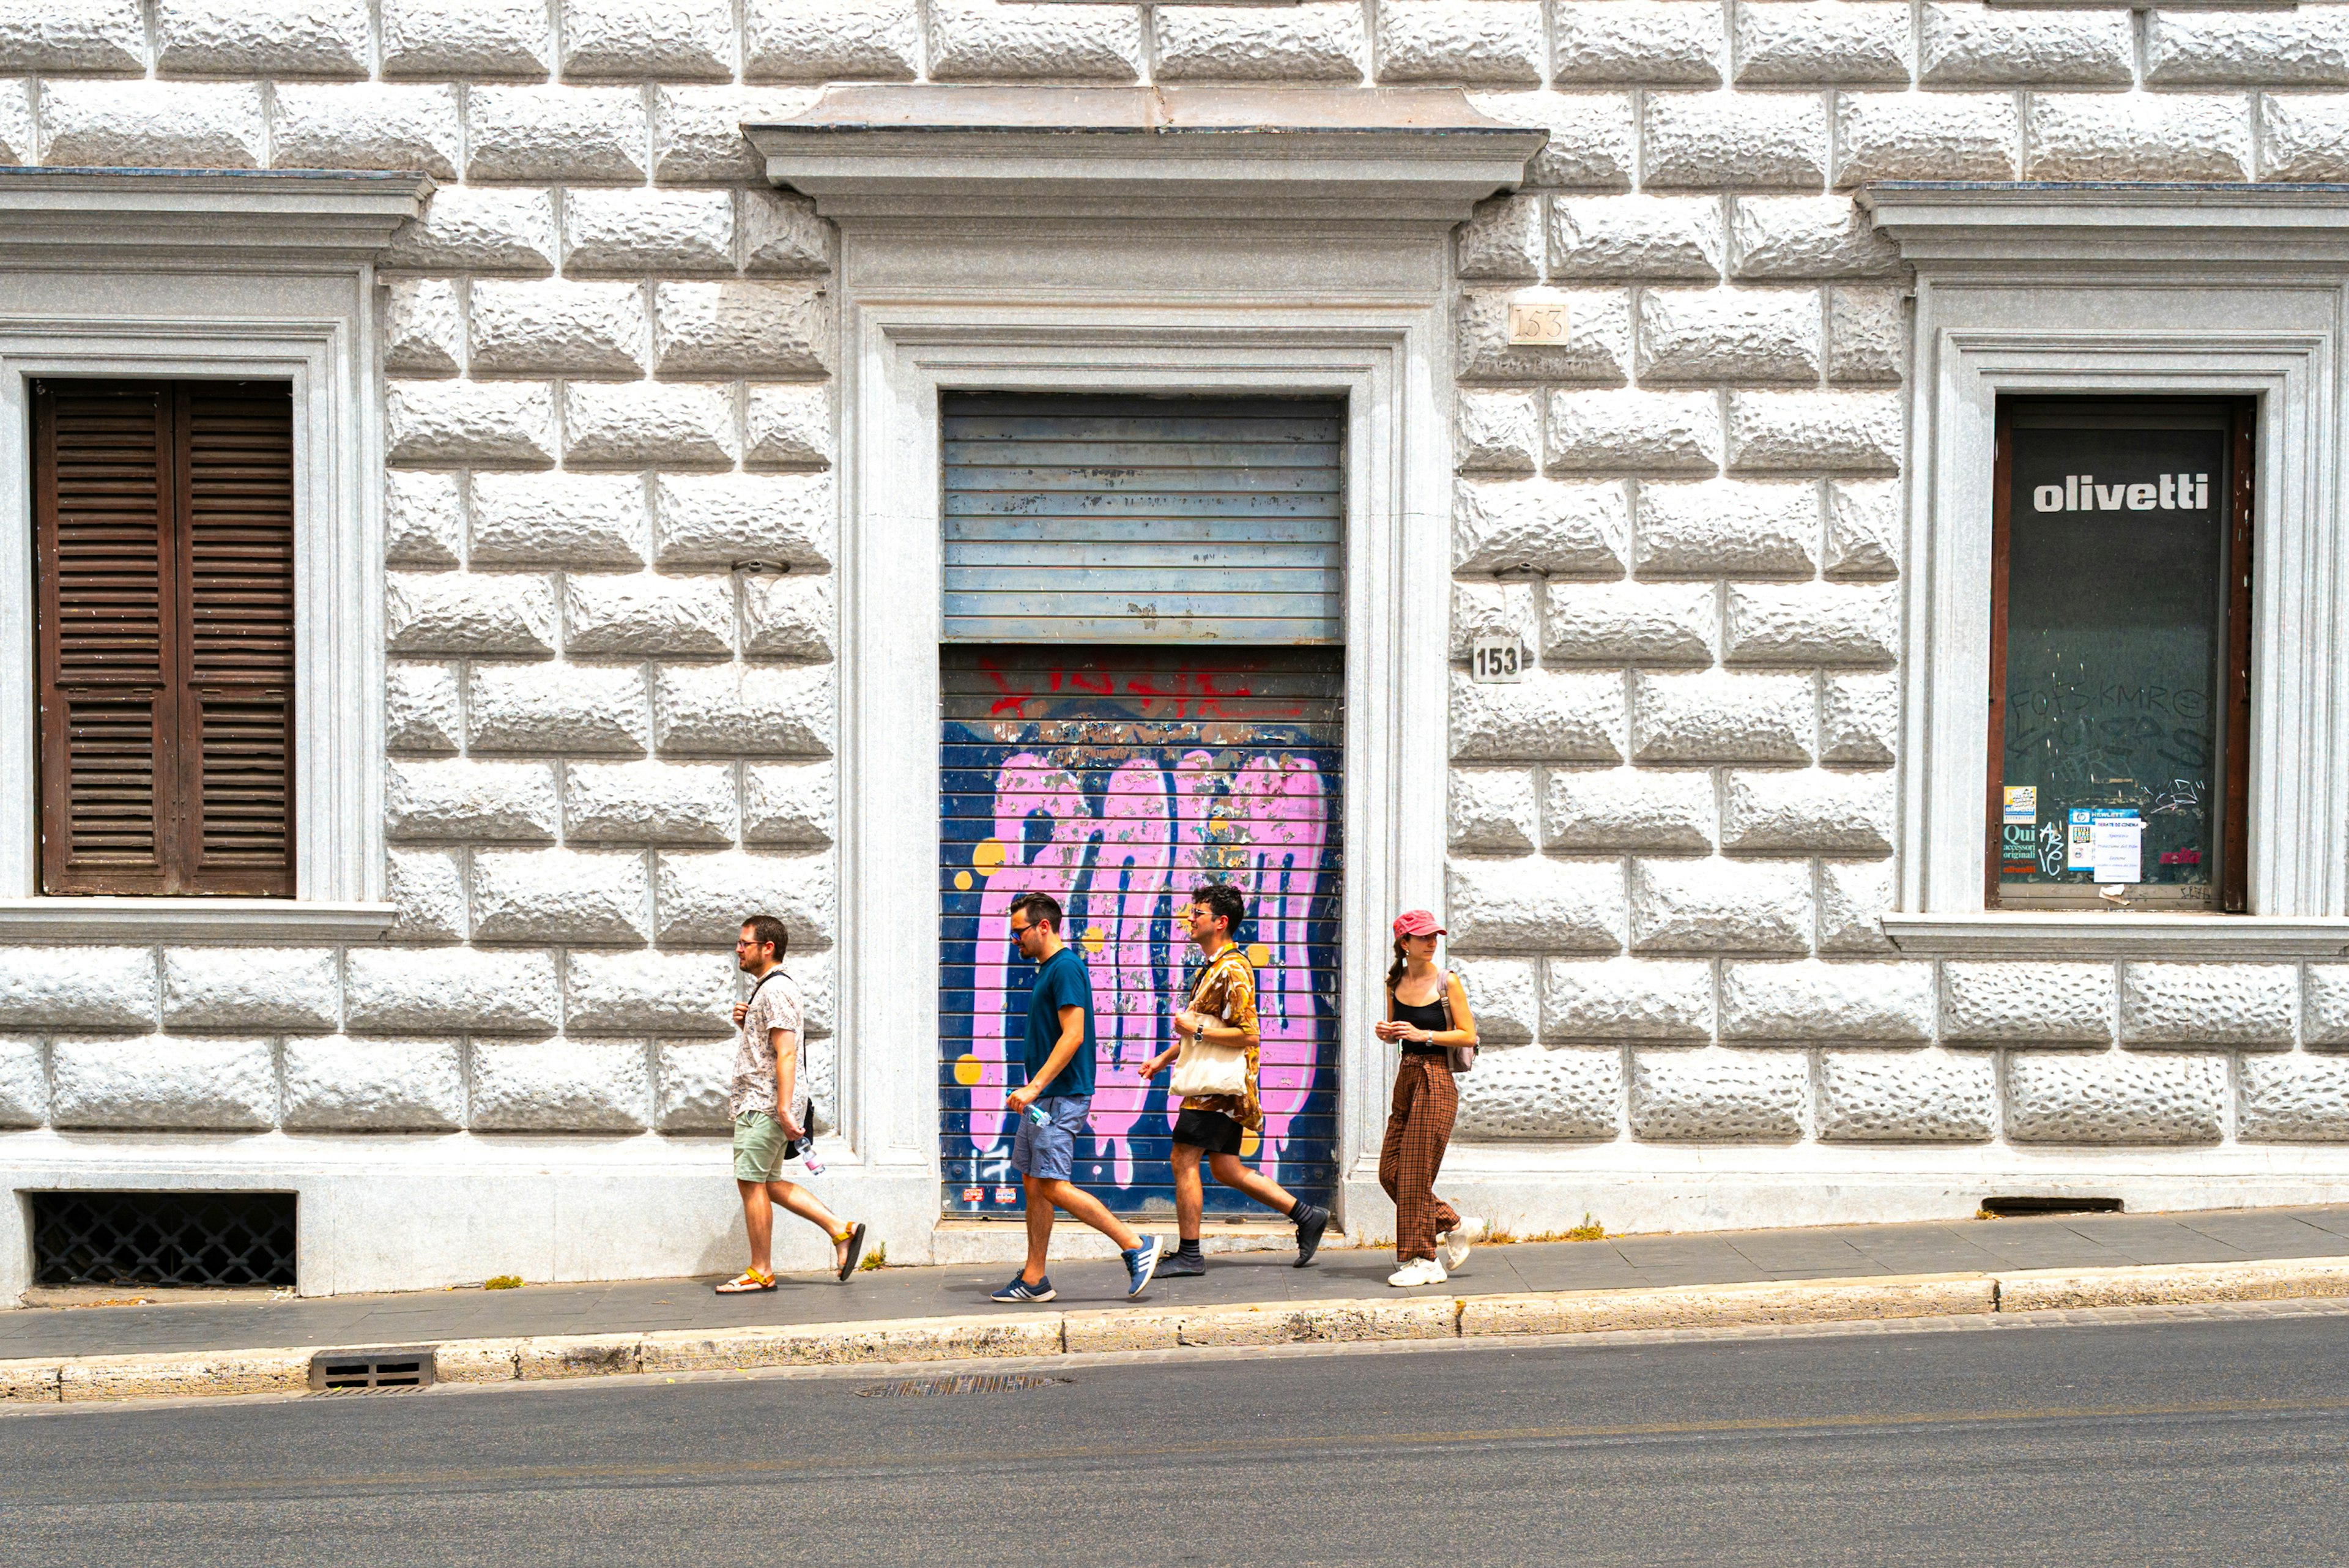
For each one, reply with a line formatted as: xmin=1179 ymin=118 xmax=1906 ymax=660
xmin=3 ymin=1310 xmax=2346 ymax=1567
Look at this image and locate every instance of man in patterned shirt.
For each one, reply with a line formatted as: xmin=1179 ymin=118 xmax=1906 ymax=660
xmin=1139 ymin=882 xmax=1332 ymax=1274
xmin=714 ymin=913 xmax=865 ymax=1293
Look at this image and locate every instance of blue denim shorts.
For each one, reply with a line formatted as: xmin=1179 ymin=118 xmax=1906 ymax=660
xmin=1010 ymin=1095 xmax=1089 ymax=1182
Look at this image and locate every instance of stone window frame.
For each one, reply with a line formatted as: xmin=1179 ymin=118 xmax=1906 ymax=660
xmin=1863 ymin=182 xmax=2349 ymax=960
xmin=0 ymin=169 xmax=428 ymax=942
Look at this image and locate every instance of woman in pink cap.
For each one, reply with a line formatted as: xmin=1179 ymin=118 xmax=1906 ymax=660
xmin=1373 ymin=909 xmax=1479 ymax=1287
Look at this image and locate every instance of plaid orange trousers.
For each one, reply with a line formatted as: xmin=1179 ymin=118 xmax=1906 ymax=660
xmin=1378 ymin=1053 xmax=1460 ymax=1263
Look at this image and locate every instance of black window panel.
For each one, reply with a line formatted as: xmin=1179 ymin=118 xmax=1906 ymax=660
xmin=1996 ymin=401 xmax=2240 ymax=909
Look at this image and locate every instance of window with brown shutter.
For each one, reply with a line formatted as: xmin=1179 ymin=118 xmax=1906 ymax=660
xmin=32 ymin=379 xmax=295 ymax=897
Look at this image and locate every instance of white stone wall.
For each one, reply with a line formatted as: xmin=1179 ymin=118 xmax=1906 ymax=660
xmin=0 ymin=0 xmax=841 ymax=1150
xmin=1438 ymin=0 xmax=2349 ymax=1162
xmin=4 ymin=1 xmax=2349 ymax=1287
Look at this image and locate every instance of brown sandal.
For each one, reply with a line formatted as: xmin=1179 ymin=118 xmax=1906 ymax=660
xmin=714 ymin=1266 xmax=776 ymax=1294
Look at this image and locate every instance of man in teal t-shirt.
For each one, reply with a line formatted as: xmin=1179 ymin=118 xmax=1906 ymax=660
xmin=991 ymin=890 xmax=1163 ymax=1304
xmin=1024 ymin=938 xmax=1096 ymax=1099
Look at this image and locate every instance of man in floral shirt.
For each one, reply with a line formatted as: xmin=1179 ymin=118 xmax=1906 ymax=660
xmin=1140 ymin=882 xmax=1332 ymax=1274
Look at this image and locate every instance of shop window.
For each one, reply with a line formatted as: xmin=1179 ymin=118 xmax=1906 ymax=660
xmin=1989 ymin=398 xmax=2254 ymax=912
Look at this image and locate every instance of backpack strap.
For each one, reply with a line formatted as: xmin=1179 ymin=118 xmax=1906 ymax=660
xmin=746 ymin=970 xmax=799 ymax=1053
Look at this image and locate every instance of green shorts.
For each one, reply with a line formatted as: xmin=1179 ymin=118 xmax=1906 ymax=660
xmin=733 ymin=1110 xmax=789 ymax=1182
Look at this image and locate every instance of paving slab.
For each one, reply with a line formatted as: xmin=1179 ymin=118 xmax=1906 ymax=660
xmin=7 ymin=1203 xmax=2349 ymax=1363
xmin=2177 ymin=1213 xmax=2349 ymax=1253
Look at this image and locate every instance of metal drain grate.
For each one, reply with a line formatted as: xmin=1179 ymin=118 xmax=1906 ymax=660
xmin=310 ymin=1347 xmax=436 ymax=1392
xmin=31 ymin=1191 xmax=296 ymax=1288
xmin=858 ymin=1373 xmax=1069 ymax=1398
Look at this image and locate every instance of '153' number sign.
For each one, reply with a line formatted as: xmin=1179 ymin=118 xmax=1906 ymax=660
xmin=1469 ymin=634 xmax=1527 ymax=683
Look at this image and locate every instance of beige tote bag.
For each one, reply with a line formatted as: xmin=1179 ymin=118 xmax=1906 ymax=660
xmin=1168 ymin=962 xmax=1251 ymax=1099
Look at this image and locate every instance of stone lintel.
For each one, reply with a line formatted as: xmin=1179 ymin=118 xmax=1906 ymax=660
xmin=746 ymin=86 xmax=1548 ymax=223
xmin=0 ymin=168 xmax=434 ymax=266
xmin=1860 ymin=181 xmax=2349 ymax=272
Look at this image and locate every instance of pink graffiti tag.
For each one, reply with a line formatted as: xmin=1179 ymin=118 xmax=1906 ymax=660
xmin=967 ymin=754 xmax=1093 ymax=1159
xmin=1089 ymin=759 xmax=1172 ymax=1189
xmin=1229 ymin=757 xmax=1331 ymax=1170
xmin=963 ymin=749 xmax=1332 ymax=1192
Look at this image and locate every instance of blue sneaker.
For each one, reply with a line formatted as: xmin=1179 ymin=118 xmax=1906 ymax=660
xmin=1123 ymin=1235 xmax=1165 ymax=1299
xmin=991 ymin=1273 xmax=1055 ymax=1304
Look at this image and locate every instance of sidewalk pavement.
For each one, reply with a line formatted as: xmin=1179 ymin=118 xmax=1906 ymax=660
xmin=7 ymin=1203 xmax=2349 ymax=1362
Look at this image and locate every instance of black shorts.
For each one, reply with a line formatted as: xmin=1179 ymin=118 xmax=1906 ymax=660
xmin=1170 ymin=1106 xmax=1245 ymax=1156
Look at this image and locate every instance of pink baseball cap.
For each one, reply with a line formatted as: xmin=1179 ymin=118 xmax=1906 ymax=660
xmin=1392 ymin=910 xmax=1445 ymax=938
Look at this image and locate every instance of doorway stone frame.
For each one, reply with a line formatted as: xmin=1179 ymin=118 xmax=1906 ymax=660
xmin=752 ymin=88 xmax=1540 ymax=1240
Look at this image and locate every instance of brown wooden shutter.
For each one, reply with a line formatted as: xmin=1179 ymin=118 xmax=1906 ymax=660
xmin=34 ymin=382 xmax=177 ymax=893
xmin=32 ymin=380 xmax=294 ymax=897
xmin=177 ymin=383 xmax=295 ymax=895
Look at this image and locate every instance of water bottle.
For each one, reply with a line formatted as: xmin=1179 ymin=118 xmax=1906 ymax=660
xmin=785 ymin=1102 xmax=823 ymax=1175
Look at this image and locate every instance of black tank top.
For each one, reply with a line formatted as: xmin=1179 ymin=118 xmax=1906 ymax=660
xmin=1390 ymin=985 xmax=1449 ymax=1055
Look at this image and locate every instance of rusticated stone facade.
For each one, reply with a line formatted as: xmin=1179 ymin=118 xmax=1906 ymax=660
xmin=6 ymin=0 xmax=2349 ymax=1296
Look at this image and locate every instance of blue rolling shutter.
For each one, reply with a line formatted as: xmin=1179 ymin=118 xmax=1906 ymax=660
xmin=938 ymin=645 xmax=1345 ymax=1222
xmin=940 ymin=393 xmax=1345 ymax=644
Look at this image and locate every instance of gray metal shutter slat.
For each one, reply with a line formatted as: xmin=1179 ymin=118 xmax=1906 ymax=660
xmin=940 ymin=393 xmax=1345 ymax=644
xmin=948 ymin=542 xmax=1340 ymax=569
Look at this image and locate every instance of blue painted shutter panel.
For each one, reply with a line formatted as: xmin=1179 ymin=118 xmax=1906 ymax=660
xmin=940 ymin=393 xmax=1345 ymax=644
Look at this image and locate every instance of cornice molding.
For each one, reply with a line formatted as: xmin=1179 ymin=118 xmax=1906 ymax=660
xmin=1858 ymin=181 xmax=2349 ymax=273
xmin=0 ymin=168 xmax=433 ymax=267
xmin=746 ymin=85 xmax=1546 ymax=223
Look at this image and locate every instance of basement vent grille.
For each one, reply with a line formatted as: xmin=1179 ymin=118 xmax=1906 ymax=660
xmin=310 ymin=1348 xmax=436 ymax=1393
xmin=1981 ymin=1195 xmax=2125 ymax=1217
xmin=857 ymin=1373 xmax=1069 ymax=1398
xmin=29 ymin=1191 xmax=296 ymax=1288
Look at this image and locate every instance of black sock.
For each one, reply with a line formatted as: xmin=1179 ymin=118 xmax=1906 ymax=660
xmin=1174 ymin=1239 xmax=1203 ymax=1261
xmin=1288 ymin=1197 xmax=1310 ymax=1220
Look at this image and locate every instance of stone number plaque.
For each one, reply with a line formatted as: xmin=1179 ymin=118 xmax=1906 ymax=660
xmin=1505 ymin=300 xmax=1569 ymax=346
xmin=1469 ymin=633 xmax=1528 ymax=683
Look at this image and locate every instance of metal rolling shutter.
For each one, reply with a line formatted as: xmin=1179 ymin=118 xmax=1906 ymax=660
xmin=940 ymin=393 xmax=1345 ymax=644
xmin=32 ymin=381 xmax=295 ymax=896
xmin=938 ymin=646 xmax=1345 ymax=1221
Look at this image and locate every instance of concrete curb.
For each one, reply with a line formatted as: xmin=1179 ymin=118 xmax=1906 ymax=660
xmin=1994 ymin=1255 xmax=2349 ymax=1313
xmin=9 ymin=1254 xmax=2349 ymax=1404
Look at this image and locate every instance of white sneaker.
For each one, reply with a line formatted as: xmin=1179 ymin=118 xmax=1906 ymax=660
xmin=1438 ymin=1217 xmax=1481 ymax=1273
xmin=1387 ymin=1257 xmax=1449 ymax=1288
